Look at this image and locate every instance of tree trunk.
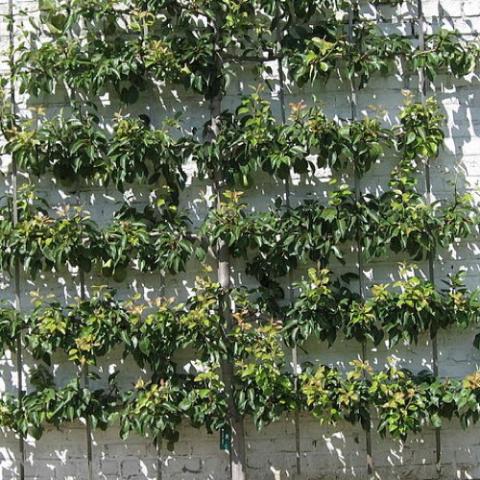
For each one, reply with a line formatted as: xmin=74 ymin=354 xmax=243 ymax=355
xmin=217 ymin=239 xmax=247 ymax=480
xmin=208 ymin=34 xmax=247 ymax=480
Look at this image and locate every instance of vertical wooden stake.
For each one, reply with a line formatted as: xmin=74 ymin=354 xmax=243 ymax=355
xmin=157 ymin=270 xmax=166 ymax=480
xmin=75 ymin=188 xmax=92 ymax=480
xmin=275 ymin=14 xmax=302 ymax=474
xmin=156 ymin=437 xmax=162 ymax=480
xmin=79 ymin=267 xmax=94 ymax=480
xmin=416 ymin=0 xmax=441 ymax=472
xmin=348 ymin=3 xmax=374 ymax=476
xmin=7 ymin=1 xmax=25 ymax=477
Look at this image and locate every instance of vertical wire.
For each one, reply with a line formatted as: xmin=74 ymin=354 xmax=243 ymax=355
xmin=70 ymin=163 xmax=93 ymax=480
xmin=138 ymin=11 xmax=163 ymax=478
xmin=75 ymin=193 xmax=92 ymax=480
xmin=275 ymin=5 xmax=301 ymax=475
xmin=79 ymin=249 xmax=93 ymax=480
xmin=156 ymin=436 xmax=162 ymax=480
xmin=72 ymin=79 xmax=93 ymax=478
xmin=416 ymin=0 xmax=441 ymax=472
xmin=62 ymin=0 xmax=94 ymax=468
xmin=7 ymin=1 xmax=25 ymax=478
xmin=347 ymin=4 xmax=374 ymax=476
xmin=157 ymin=269 xmax=166 ymax=480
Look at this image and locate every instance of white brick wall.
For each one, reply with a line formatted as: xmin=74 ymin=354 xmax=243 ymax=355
xmin=1 ymin=0 xmax=480 ymax=478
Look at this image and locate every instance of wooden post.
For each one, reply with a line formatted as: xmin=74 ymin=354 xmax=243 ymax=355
xmin=79 ymin=256 xmax=93 ymax=480
xmin=348 ymin=3 xmax=374 ymax=476
xmin=275 ymin=6 xmax=302 ymax=474
xmin=416 ymin=0 xmax=441 ymax=472
xmin=70 ymin=178 xmax=92 ymax=480
xmin=7 ymin=1 xmax=25 ymax=477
